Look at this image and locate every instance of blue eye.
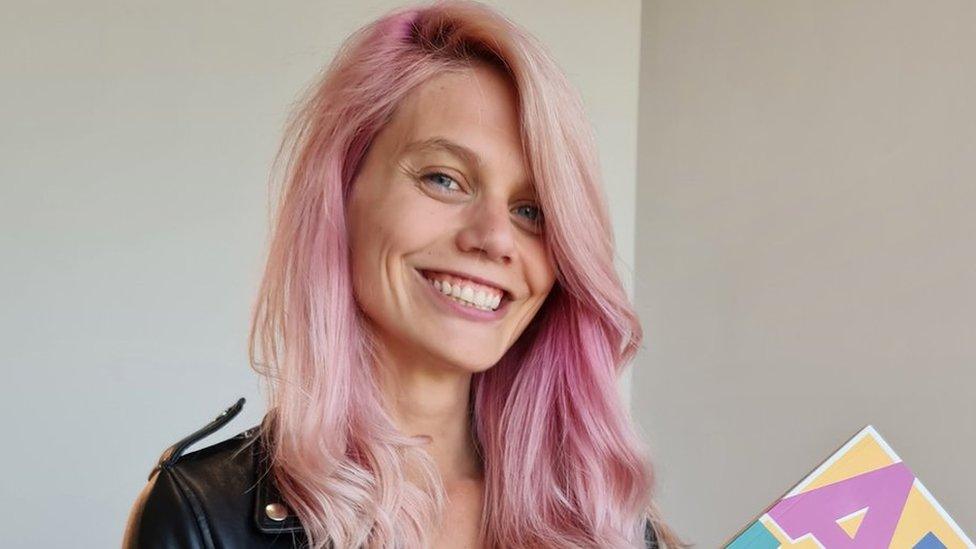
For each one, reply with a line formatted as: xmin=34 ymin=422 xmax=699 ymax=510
xmin=514 ymin=204 xmax=542 ymax=222
xmin=422 ymin=172 xmax=462 ymax=192
xmin=421 ymin=171 xmax=544 ymax=231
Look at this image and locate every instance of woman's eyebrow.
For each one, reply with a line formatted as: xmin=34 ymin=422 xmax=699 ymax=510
xmin=402 ymin=137 xmax=483 ymax=170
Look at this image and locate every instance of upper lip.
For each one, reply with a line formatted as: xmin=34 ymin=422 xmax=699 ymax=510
xmin=418 ymin=268 xmax=513 ymax=300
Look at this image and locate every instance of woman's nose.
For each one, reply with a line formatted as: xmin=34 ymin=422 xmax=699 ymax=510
xmin=456 ymin=198 xmax=515 ymax=264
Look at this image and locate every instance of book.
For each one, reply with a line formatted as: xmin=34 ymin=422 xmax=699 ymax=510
xmin=723 ymin=425 xmax=973 ymax=548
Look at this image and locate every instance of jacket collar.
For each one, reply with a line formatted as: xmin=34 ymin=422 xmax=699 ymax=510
xmin=250 ymin=426 xmax=306 ymax=535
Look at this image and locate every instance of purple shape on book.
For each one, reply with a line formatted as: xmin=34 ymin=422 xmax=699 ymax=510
xmin=768 ymin=461 xmax=914 ymax=548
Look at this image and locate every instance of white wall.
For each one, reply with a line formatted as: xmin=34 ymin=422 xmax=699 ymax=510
xmin=635 ymin=1 xmax=976 ymax=545
xmin=0 ymin=1 xmax=641 ymax=546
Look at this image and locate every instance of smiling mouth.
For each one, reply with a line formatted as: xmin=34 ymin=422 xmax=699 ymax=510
xmin=417 ymin=269 xmax=512 ymax=312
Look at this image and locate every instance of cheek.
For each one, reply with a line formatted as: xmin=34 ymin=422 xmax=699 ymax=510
xmin=347 ymin=189 xmax=392 ymax=308
xmin=347 ymin=189 xmax=443 ymax=294
xmin=379 ymin=191 xmax=452 ymax=251
xmin=525 ymin=241 xmax=558 ymax=297
xmin=348 ymin=229 xmax=379 ymax=313
xmin=348 ymin=186 xmax=406 ymax=260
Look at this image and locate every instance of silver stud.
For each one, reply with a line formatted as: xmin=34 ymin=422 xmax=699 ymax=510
xmin=265 ymin=502 xmax=288 ymax=521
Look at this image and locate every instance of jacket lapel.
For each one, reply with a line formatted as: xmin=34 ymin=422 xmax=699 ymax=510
xmin=251 ymin=427 xmax=305 ymax=535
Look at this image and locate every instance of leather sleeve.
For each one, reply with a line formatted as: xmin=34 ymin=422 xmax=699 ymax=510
xmin=121 ymin=467 xmax=211 ymax=549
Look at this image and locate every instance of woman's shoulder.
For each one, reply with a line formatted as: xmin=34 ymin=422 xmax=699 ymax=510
xmin=122 ymin=398 xmax=661 ymax=549
xmin=121 ymin=398 xmax=306 ymax=548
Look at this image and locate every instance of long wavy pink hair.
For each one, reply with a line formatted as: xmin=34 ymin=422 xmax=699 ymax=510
xmin=248 ymin=1 xmax=683 ymax=547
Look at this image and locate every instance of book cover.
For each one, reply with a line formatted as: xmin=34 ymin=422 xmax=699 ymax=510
xmin=724 ymin=425 xmax=973 ymax=548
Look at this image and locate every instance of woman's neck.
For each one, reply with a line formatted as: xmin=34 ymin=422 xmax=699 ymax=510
xmin=373 ymin=341 xmax=483 ymax=484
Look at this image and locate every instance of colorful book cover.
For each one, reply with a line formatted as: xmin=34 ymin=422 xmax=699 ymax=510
xmin=724 ymin=425 xmax=974 ymax=548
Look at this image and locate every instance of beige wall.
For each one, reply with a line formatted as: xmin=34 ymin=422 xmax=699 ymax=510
xmin=0 ymin=1 xmax=641 ymax=546
xmin=635 ymin=0 xmax=976 ymax=545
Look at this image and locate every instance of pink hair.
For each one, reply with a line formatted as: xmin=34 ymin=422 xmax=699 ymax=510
xmin=248 ymin=1 xmax=684 ymax=547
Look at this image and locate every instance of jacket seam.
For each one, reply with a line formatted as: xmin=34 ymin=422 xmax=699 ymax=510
xmin=164 ymin=465 xmax=218 ymax=549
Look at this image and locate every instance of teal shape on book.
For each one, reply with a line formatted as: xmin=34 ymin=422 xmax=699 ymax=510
xmin=727 ymin=521 xmax=779 ymax=549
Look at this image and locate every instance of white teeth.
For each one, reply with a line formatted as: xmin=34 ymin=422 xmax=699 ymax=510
xmin=474 ymin=290 xmax=487 ymax=308
xmin=424 ymin=275 xmax=503 ymax=311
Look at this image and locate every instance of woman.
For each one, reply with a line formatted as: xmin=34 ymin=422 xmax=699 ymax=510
xmin=123 ymin=1 xmax=684 ymax=547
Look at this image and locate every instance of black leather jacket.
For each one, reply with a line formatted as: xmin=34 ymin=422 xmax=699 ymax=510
xmin=122 ymin=398 xmax=659 ymax=548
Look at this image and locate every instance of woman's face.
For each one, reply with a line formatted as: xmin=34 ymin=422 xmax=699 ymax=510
xmin=347 ymin=64 xmax=557 ymax=373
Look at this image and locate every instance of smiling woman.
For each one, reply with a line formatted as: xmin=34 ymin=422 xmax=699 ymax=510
xmin=122 ymin=1 xmax=684 ymax=548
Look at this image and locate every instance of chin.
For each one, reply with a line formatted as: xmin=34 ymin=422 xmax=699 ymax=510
xmin=437 ymin=348 xmax=502 ymax=373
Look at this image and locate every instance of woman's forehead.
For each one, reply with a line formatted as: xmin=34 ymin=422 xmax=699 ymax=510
xmin=392 ymin=67 xmax=520 ymax=150
xmin=382 ymin=67 xmax=533 ymax=192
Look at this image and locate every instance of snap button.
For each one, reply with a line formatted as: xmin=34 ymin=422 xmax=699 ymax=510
xmin=265 ymin=502 xmax=288 ymax=521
